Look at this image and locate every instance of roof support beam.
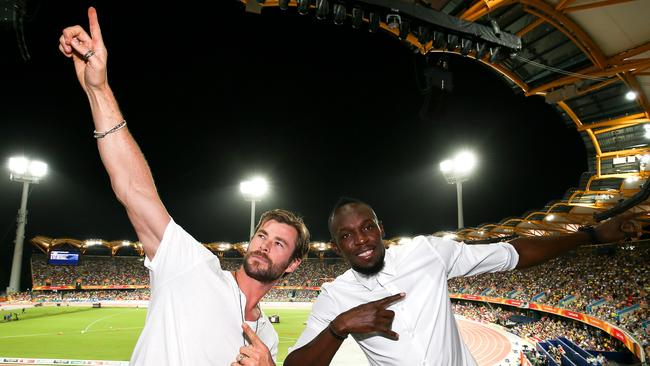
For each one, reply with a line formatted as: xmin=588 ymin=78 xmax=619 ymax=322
xmin=563 ymin=0 xmax=635 ymax=13
xmin=461 ymin=1 xmax=606 ymax=69
xmin=521 ymin=3 xmax=606 ymax=69
xmin=619 ymin=72 xmax=650 ymax=118
xmin=515 ymin=0 xmax=574 ymax=37
xmin=609 ymin=41 xmax=650 ymax=64
xmin=526 ymin=58 xmax=650 ymax=95
xmin=459 ymin=0 xmax=515 ymax=22
xmin=577 ymin=113 xmax=648 ymax=131
xmin=515 ymin=18 xmax=544 ymax=37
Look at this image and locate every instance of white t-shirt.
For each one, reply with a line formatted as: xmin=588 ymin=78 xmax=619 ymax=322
xmin=291 ymin=236 xmax=519 ymax=366
xmin=129 ymin=219 xmax=278 ymax=366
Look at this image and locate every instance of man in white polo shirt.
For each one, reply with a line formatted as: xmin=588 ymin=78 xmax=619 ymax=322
xmin=58 ymin=8 xmax=309 ymax=366
xmin=285 ymin=197 xmax=635 ymax=366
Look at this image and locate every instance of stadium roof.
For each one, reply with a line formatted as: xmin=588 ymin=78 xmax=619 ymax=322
xmin=242 ymin=0 xmax=650 ymax=241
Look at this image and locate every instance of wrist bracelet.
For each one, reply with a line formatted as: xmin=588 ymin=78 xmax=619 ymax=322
xmin=94 ymin=120 xmax=127 ymax=139
xmin=328 ymin=323 xmax=347 ymax=341
xmin=578 ymin=225 xmax=603 ymax=244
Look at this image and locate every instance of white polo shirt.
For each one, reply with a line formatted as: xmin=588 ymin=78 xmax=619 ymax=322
xmin=291 ymin=236 xmax=519 ymax=366
xmin=130 ymin=219 xmax=278 ymax=366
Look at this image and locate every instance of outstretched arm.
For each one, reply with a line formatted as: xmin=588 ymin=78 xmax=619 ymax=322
xmin=59 ymin=7 xmax=169 ymax=260
xmin=284 ymin=293 xmax=404 ymax=366
xmin=510 ymin=212 xmax=640 ymax=268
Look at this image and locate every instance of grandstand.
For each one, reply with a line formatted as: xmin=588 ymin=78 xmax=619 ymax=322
xmin=1 ymin=237 xmax=645 ymax=365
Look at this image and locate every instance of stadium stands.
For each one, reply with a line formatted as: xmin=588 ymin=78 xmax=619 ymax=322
xmin=22 ymin=241 xmax=649 ymax=363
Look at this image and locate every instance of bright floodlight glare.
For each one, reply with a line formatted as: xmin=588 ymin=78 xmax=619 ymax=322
xmin=625 ymin=91 xmax=637 ymax=101
xmin=29 ymin=161 xmax=48 ymax=178
xmin=454 ymin=151 xmax=476 ymax=173
xmin=240 ymin=177 xmax=269 ymax=199
xmin=545 ymin=214 xmax=555 ymax=221
xmin=439 ymin=159 xmax=453 ymax=173
xmin=9 ymin=156 xmax=28 ymax=174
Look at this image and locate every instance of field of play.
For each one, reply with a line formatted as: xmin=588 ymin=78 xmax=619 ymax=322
xmin=0 ymin=306 xmax=311 ymax=364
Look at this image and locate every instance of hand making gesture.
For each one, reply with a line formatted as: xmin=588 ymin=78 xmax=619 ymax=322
xmin=231 ymin=323 xmax=275 ymax=366
xmin=58 ymin=7 xmax=107 ymax=93
xmin=330 ymin=292 xmax=405 ymax=340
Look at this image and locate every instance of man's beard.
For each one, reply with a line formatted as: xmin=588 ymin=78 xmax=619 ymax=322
xmin=351 ymin=249 xmax=386 ymax=276
xmin=243 ymin=251 xmax=289 ymax=284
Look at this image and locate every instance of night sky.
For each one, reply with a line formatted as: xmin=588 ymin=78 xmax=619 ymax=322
xmin=0 ymin=0 xmax=586 ymax=290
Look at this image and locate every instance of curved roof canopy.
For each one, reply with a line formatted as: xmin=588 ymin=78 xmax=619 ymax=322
xmin=241 ymin=0 xmax=650 ymax=241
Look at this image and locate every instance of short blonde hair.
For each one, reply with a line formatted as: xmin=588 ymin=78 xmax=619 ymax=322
xmin=254 ymin=209 xmax=310 ymax=260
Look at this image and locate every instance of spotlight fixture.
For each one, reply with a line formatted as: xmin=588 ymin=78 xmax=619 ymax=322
xmin=446 ymin=34 xmax=459 ymax=50
xmin=460 ymin=38 xmax=472 ymax=56
xmin=474 ymin=42 xmax=487 ymax=59
xmin=490 ymin=19 xmax=501 ymax=37
xmin=333 ymin=4 xmax=346 ymax=25
xmin=351 ymin=7 xmax=363 ymax=29
xmin=279 ymin=0 xmax=290 ymax=10
xmin=298 ymin=0 xmax=310 ymax=15
xmin=416 ymin=25 xmax=431 ymax=45
xmin=432 ymin=31 xmax=446 ymax=49
xmin=368 ymin=12 xmax=380 ymax=33
xmin=399 ymin=20 xmax=410 ymax=40
xmin=489 ymin=46 xmax=500 ymax=63
xmin=316 ymin=0 xmax=329 ymax=20
xmin=386 ymin=14 xmax=401 ymax=30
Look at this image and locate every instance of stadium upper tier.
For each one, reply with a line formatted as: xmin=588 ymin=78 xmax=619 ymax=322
xmin=236 ymin=0 xmax=650 ymax=241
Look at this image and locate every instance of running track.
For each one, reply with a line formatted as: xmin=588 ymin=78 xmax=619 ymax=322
xmin=457 ymin=318 xmax=513 ymax=366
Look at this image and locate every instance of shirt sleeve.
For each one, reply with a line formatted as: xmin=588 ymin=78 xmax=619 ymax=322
xmin=144 ymin=218 xmax=218 ymax=287
xmin=289 ymin=284 xmax=340 ymax=352
xmin=427 ymin=237 xmax=519 ymax=279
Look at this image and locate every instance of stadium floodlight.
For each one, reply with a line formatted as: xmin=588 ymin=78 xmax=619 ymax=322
xmin=6 ymin=156 xmax=48 ymax=294
xmin=439 ymin=151 xmax=477 ymax=229
xmin=625 ymin=91 xmax=637 ymax=101
xmin=240 ymin=177 xmax=269 ymax=239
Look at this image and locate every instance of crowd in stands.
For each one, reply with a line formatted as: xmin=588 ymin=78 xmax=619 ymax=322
xmin=31 ymin=255 xmax=148 ymax=287
xmin=449 ymin=244 xmax=649 ymax=353
xmin=29 ymin=289 xmax=150 ymax=302
xmin=451 ymin=301 xmax=623 ymax=353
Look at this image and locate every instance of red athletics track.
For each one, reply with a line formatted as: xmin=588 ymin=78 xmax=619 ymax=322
xmin=457 ymin=319 xmax=513 ymax=366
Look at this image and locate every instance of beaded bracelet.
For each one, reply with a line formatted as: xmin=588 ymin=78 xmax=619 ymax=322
xmin=94 ymin=120 xmax=127 ymax=139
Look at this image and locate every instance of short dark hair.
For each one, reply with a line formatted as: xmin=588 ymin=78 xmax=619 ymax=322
xmin=328 ymin=197 xmax=377 ymax=239
xmin=254 ymin=209 xmax=310 ymax=261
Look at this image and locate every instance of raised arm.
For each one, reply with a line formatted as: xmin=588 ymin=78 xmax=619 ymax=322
xmin=284 ymin=293 xmax=404 ymax=366
xmin=59 ymin=7 xmax=169 ymax=260
xmin=510 ymin=212 xmax=640 ymax=269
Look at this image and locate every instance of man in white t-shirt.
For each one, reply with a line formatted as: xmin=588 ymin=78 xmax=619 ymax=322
xmin=58 ymin=8 xmax=310 ymax=366
xmin=285 ymin=197 xmax=636 ymax=366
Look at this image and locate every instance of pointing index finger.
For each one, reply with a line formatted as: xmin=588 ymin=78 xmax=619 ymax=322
xmin=377 ymin=292 xmax=405 ymax=308
xmin=88 ymin=7 xmax=103 ymax=44
xmin=242 ymin=323 xmax=264 ymax=347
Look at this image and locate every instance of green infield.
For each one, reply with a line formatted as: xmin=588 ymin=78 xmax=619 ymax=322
xmin=0 ymin=306 xmax=311 ymax=364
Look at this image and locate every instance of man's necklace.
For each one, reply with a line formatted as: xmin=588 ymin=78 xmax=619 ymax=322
xmin=234 ymin=271 xmax=260 ymax=347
